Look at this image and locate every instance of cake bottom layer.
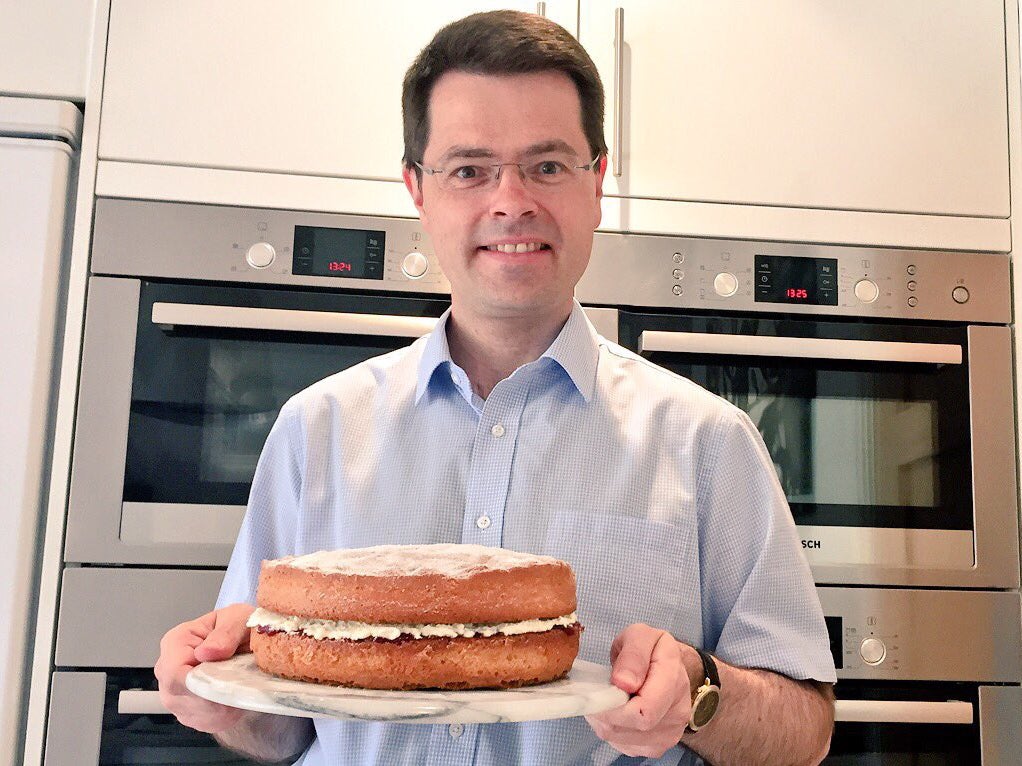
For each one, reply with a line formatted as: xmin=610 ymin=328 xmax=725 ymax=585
xmin=250 ymin=624 xmax=581 ymax=690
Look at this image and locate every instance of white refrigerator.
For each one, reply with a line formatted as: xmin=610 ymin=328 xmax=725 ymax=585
xmin=0 ymin=95 xmax=81 ymax=764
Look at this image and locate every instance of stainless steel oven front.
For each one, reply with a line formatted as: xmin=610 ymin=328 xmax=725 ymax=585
xmin=48 ymin=583 xmax=1020 ymax=765
xmin=817 ymin=588 xmax=1021 ymax=765
xmin=577 ymin=233 xmax=1017 ymax=589
xmin=63 ymin=198 xmax=620 ymax=568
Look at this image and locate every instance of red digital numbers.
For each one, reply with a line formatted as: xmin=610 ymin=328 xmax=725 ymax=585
xmin=328 ymin=261 xmax=353 ymax=272
xmin=786 ymin=288 xmax=809 ymax=299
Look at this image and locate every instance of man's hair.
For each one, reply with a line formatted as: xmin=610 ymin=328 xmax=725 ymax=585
xmin=401 ymin=10 xmax=607 ymax=177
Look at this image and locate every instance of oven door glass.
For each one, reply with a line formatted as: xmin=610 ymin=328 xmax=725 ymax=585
xmin=125 ymin=281 xmax=449 ymax=507
xmin=102 ymin=671 xmax=292 ymax=765
xmin=828 ymin=683 xmax=981 ymax=765
xmin=621 ymin=313 xmax=970 ymax=532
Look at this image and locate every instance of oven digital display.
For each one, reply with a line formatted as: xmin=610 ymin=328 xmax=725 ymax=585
xmin=292 ymin=225 xmax=385 ymax=280
xmin=754 ymin=255 xmax=838 ymax=306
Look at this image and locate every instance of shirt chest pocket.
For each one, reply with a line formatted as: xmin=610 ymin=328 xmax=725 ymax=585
xmin=542 ymin=511 xmax=701 ymax=664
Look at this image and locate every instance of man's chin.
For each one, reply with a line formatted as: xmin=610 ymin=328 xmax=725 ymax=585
xmin=471 ymin=296 xmax=573 ymax=323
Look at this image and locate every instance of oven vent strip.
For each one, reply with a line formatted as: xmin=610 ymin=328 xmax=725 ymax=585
xmin=151 ymin=302 xmax=439 ymax=339
xmin=115 ymin=690 xmax=973 ymax=724
xmin=638 ymin=331 xmax=963 ymax=366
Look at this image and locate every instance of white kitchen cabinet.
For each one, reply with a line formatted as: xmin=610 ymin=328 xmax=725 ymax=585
xmin=99 ymin=0 xmax=576 ymax=181
xmin=580 ymin=1 xmax=1010 ymax=218
xmin=0 ymin=0 xmax=96 ymax=100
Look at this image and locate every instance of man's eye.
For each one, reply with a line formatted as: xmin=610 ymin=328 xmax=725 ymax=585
xmin=537 ymin=160 xmax=566 ymax=175
xmin=451 ymin=166 xmax=482 ymax=180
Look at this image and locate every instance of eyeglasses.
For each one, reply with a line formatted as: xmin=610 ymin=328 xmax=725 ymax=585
xmin=414 ymin=153 xmax=600 ymax=192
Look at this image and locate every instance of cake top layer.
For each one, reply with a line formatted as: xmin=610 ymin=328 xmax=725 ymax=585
xmin=267 ymin=544 xmax=564 ymax=579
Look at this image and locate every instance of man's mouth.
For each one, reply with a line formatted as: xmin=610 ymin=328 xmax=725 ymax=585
xmin=481 ymin=242 xmax=552 ymax=253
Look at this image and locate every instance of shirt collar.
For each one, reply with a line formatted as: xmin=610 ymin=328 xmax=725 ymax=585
xmin=415 ymin=300 xmax=601 ymax=405
xmin=540 ymin=300 xmax=600 ymax=402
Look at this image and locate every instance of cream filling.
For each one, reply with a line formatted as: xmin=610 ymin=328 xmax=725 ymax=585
xmin=247 ymin=607 xmax=578 ymax=641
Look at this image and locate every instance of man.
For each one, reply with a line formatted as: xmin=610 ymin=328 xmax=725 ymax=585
xmin=155 ymin=11 xmax=836 ymax=765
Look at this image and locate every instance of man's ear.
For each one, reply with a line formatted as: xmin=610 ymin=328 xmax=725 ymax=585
xmin=592 ymin=154 xmax=608 ymax=230
xmin=402 ymin=165 xmax=427 ymax=224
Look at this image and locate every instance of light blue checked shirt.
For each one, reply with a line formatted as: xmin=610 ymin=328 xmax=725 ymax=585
xmin=217 ymin=301 xmax=836 ymax=766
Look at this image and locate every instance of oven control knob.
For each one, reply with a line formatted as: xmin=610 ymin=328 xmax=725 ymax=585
xmin=859 ymin=637 xmax=887 ymax=665
xmin=402 ymin=251 xmax=429 ymax=279
xmin=952 ymin=286 xmax=970 ymax=304
xmin=713 ymin=272 xmax=739 ymax=297
xmin=246 ymin=242 xmax=276 ymax=269
xmin=854 ymin=279 xmax=879 ymax=304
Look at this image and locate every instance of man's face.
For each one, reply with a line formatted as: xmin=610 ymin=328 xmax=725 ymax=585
xmin=403 ymin=70 xmax=606 ymax=323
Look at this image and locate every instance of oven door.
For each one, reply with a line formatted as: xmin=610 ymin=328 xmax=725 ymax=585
xmin=829 ymin=684 xmax=1021 ymax=765
xmin=618 ymin=312 xmax=1018 ymax=588
xmin=64 ymin=276 xmax=449 ymax=566
xmin=45 ymin=670 xmax=293 ymax=765
xmin=44 ymin=676 xmax=1020 ymax=765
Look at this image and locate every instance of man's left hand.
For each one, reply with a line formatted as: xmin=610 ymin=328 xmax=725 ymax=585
xmin=585 ymin=623 xmax=696 ymax=758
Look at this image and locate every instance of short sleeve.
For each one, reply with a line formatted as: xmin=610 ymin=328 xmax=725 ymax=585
xmin=697 ymin=406 xmax=837 ymax=683
xmin=215 ymin=400 xmax=305 ymax=609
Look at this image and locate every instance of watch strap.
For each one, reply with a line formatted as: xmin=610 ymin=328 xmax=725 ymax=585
xmin=694 ymin=647 xmax=720 ymax=689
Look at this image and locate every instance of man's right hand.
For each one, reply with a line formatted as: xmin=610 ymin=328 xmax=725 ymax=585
xmin=155 ymin=602 xmax=255 ymax=733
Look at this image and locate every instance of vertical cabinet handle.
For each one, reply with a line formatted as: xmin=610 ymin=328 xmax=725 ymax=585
xmin=536 ymin=2 xmax=546 ymax=16
xmin=613 ymin=7 xmax=625 ymax=177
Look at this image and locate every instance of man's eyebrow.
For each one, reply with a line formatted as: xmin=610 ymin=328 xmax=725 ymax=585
xmin=434 ymin=140 xmax=584 ymax=164
xmin=520 ymin=139 xmax=579 ymax=157
xmin=436 ymin=146 xmax=497 ymax=164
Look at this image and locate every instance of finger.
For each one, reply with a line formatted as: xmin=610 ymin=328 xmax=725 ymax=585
xmin=613 ymin=633 xmax=683 ymax=730
xmin=155 ymin=622 xmax=209 ymax=689
xmin=194 ymin=604 xmax=254 ymax=662
xmin=610 ymin=624 xmax=662 ymax=694
xmin=608 ymin=621 xmax=651 ymax=666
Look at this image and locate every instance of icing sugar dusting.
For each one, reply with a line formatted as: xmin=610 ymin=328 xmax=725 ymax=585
xmin=269 ymin=544 xmax=562 ymax=578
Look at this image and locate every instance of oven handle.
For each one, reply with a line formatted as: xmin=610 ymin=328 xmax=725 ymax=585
xmin=152 ymin=302 xmax=440 ymax=339
xmin=834 ymin=699 xmax=973 ymax=724
xmin=118 ymin=689 xmax=171 ymax=715
xmin=638 ymin=330 xmax=963 ymax=365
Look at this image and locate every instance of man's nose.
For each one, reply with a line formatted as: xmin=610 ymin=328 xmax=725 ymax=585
xmin=488 ymin=164 xmax=538 ymax=219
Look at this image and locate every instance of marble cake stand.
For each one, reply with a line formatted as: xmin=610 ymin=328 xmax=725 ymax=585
xmin=186 ymin=654 xmax=629 ymax=724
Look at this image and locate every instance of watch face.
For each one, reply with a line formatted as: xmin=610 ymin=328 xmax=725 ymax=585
xmin=691 ymin=687 xmax=721 ymax=729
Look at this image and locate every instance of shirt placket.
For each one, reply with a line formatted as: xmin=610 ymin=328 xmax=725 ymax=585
xmin=424 ymin=720 xmax=477 ymax=764
xmin=460 ymin=378 xmax=527 ymax=546
xmin=423 ymin=376 xmax=527 ymax=764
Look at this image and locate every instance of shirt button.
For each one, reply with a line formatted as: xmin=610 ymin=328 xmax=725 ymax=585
xmin=476 ymin=515 xmax=491 ymax=530
xmin=491 ymin=423 xmax=506 ymax=438
xmin=449 ymin=723 xmax=464 ymax=738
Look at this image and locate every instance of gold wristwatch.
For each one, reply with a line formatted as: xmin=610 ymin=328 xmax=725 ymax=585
xmin=687 ymin=648 xmax=721 ymax=732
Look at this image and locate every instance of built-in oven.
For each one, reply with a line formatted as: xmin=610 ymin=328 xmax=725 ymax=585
xmin=63 ymin=199 xmax=457 ymax=567
xmin=48 ymin=583 xmax=1021 ymax=764
xmin=64 ymin=199 xmax=619 ymax=568
xmin=578 ymin=234 xmax=1017 ymax=589
xmin=817 ymin=588 xmax=1022 ymax=765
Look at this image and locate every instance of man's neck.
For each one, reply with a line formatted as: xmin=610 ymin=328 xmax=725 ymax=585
xmin=446 ymin=304 xmax=572 ymax=400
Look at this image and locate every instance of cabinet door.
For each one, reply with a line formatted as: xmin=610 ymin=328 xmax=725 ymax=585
xmin=581 ymin=1 xmax=1009 ymax=217
xmin=100 ymin=1 xmax=576 ymax=180
xmin=0 ymin=0 xmax=95 ymax=100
